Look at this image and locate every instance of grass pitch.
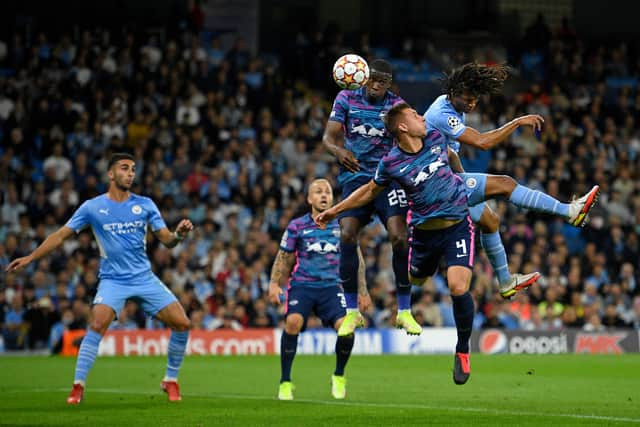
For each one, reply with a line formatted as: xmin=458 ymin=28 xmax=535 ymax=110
xmin=1 ymin=354 xmax=639 ymax=426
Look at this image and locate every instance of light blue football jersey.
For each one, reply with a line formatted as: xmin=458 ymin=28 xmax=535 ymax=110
xmin=424 ymin=94 xmax=467 ymax=153
xmin=66 ymin=193 xmax=167 ymax=281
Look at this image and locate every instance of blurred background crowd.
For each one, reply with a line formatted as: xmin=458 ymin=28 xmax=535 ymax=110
xmin=1 ymin=1 xmax=640 ymax=352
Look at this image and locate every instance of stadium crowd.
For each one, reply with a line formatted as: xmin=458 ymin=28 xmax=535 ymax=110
xmin=1 ymin=18 xmax=640 ymax=352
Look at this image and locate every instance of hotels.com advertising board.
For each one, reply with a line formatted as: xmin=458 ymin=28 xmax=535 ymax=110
xmin=59 ymin=328 xmax=640 ymax=356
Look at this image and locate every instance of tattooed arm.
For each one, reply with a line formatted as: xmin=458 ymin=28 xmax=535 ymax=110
xmin=357 ymin=246 xmax=372 ymax=312
xmin=267 ymin=250 xmax=296 ymax=305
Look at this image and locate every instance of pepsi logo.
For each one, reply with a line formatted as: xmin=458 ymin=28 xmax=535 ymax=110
xmin=479 ymin=329 xmax=507 ymax=354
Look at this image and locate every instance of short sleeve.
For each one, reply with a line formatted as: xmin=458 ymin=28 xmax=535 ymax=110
xmin=65 ymin=201 xmax=91 ymax=233
xmin=427 ymin=108 xmax=466 ymax=140
xmin=279 ymin=222 xmax=298 ymax=253
xmin=373 ymin=159 xmax=391 ymax=187
xmin=328 ymin=91 xmax=349 ymax=124
xmin=146 ymin=198 xmax=167 ymax=231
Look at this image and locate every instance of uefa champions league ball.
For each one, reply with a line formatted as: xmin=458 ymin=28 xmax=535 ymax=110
xmin=332 ymin=54 xmax=370 ymax=90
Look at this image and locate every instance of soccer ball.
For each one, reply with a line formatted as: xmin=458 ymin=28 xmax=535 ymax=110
xmin=332 ymin=54 xmax=369 ymax=90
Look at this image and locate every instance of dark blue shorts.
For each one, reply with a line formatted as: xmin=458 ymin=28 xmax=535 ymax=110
xmin=338 ymin=177 xmax=408 ymax=225
xmin=285 ymin=285 xmax=347 ymax=331
xmin=408 ymin=216 xmax=475 ymax=280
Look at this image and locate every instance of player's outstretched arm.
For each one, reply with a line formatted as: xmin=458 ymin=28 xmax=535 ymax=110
xmin=6 ymin=226 xmax=75 ymax=272
xmin=155 ymin=219 xmax=194 ymax=248
xmin=315 ymin=180 xmax=385 ymax=228
xmin=457 ymin=114 xmax=544 ymax=151
xmin=268 ymin=250 xmax=296 ymax=306
xmin=322 ymin=121 xmax=359 ymax=172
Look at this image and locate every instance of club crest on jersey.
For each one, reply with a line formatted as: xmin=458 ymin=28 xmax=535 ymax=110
xmin=332 ymin=228 xmax=341 ymax=238
xmin=131 ymin=205 xmax=142 ymax=214
xmin=351 ymin=123 xmax=385 ymax=137
xmin=306 ymin=240 xmax=339 ymax=254
xmin=466 ymin=177 xmax=477 ymax=189
xmin=413 ymin=159 xmax=446 ymax=186
xmin=431 ymin=145 xmax=442 ymax=155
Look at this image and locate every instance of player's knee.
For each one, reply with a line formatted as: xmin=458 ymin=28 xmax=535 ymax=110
xmin=172 ymin=316 xmax=191 ymax=332
xmin=340 ymin=219 xmax=360 ymax=245
xmin=449 ymin=281 xmax=470 ymax=296
xmin=89 ymin=319 xmax=110 ymax=335
xmin=340 ymin=230 xmax=358 ymax=245
xmin=389 ymin=232 xmax=408 ymax=251
xmin=480 ymin=209 xmax=500 ymax=233
xmin=285 ymin=315 xmax=303 ymax=334
xmin=497 ymin=175 xmax=517 ymax=195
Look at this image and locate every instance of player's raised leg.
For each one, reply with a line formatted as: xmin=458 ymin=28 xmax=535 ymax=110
xmin=483 ymin=174 xmax=600 ymax=227
xmin=337 ymin=217 xmax=365 ymax=336
xmin=155 ymin=300 xmax=191 ymax=402
xmin=67 ymin=303 xmax=116 ymax=404
xmin=474 ymin=204 xmax=540 ymax=299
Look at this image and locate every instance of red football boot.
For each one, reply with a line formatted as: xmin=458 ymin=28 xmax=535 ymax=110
xmin=67 ymin=383 xmax=84 ymax=404
xmin=161 ymin=380 xmax=182 ymax=402
xmin=453 ymin=352 xmax=471 ymax=385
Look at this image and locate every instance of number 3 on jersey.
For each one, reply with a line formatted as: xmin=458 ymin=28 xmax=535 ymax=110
xmin=387 ymin=189 xmax=408 ymax=207
xmin=337 ymin=292 xmax=347 ymax=308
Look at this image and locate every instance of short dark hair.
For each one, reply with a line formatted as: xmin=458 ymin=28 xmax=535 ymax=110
xmin=108 ymin=152 xmax=135 ymax=169
xmin=443 ymin=63 xmax=510 ymax=97
xmin=382 ymin=102 xmax=411 ymax=138
xmin=370 ymin=59 xmax=393 ymax=77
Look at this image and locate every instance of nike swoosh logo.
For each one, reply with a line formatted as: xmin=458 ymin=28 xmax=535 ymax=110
xmin=302 ymin=229 xmax=314 ymax=235
xmin=400 ymin=165 xmax=410 ymax=173
xmin=349 ymin=109 xmax=363 ymax=114
xmin=456 ymin=254 xmax=467 ymax=258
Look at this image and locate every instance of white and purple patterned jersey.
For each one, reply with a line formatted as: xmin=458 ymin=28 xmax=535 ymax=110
xmin=279 ymin=213 xmax=341 ymax=288
xmin=424 ymin=94 xmax=466 ymax=153
xmin=329 ymin=87 xmax=404 ymax=187
xmin=373 ymin=129 xmax=468 ymax=226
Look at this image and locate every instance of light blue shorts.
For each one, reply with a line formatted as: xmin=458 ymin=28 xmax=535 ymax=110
xmin=93 ymin=273 xmax=177 ymax=318
xmin=459 ymin=173 xmax=487 ymax=223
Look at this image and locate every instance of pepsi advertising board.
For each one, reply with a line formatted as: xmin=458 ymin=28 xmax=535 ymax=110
xmin=472 ymin=329 xmax=640 ymax=355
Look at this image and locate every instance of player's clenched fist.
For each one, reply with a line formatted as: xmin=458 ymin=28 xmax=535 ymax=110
xmin=176 ymin=219 xmax=194 ymax=237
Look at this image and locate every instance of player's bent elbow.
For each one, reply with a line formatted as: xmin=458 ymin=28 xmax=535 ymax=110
xmin=476 ymin=140 xmax=493 ymax=151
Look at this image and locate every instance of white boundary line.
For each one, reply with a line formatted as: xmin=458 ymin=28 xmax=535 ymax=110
xmin=5 ymin=388 xmax=640 ymax=424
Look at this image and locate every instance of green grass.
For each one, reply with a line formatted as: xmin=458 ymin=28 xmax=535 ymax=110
xmin=1 ymin=354 xmax=639 ymax=426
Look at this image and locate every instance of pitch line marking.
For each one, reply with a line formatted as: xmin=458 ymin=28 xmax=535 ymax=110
xmin=5 ymin=388 xmax=640 ymax=424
